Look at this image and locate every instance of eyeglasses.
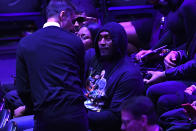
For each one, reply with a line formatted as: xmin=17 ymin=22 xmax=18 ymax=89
xmin=72 ymin=16 xmax=97 ymax=25
xmin=72 ymin=16 xmax=86 ymax=24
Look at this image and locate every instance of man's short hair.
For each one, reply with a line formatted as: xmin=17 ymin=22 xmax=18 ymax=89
xmin=121 ymin=96 xmax=157 ymax=125
xmin=46 ymin=0 xmax=76 ymax=19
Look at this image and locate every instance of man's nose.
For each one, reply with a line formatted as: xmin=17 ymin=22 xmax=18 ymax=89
xmin=74 ymin=21 xmax=80 ymax=33
xmin=99 ymin=38 xmax=106 ymax=45
xmin=74 ymin=21 xmax=79 ymax=27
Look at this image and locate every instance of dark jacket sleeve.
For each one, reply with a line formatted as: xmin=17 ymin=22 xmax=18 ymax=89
xmin=178 ymin=50 xmax=188 ymax=63
xmin=16 ymin=42 xmax=33 ymax=110
xmin=165 ymin=58 xmax=196 ymax=81
xmin=88 ymin=71 xmax=144 ymax=131
xmin=165 ymin=18 xmax=196 ymax=81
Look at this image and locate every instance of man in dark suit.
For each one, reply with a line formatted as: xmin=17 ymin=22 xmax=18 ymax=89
xmin=16 ymin=0 xmax=88 ymax=130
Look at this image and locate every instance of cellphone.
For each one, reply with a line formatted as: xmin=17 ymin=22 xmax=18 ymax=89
xmin=141 ymin=45 xmax=168 ymax=62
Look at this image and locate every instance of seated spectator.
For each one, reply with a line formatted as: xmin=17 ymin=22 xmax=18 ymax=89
xmin=84 ymin=22 xmax=145 ymax=131
xmin=77 ymin=23 xmax=101 ymax=50
xmin=4 ymin=90 xmax=24 ymax=116
xmin=0 ymin=75 xmax=24 ymax=117
xmin=146 ymin=33 xmax=196 ymax=115
xmin=159 ymin=100 xmax=196 ymax=131
xmin=121 ymin=96 xmax=162 ymax=131
xmin=144 ymin=0 xmax=196 ymax=115
xmin=156 ymin=85 xmax=196 ymax=116
xmin=135 ymin=0 xmax=195 ymax=63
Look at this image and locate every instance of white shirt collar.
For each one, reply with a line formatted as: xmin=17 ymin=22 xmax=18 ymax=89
xmin=43 ymin=22 xmax=60 ymax=28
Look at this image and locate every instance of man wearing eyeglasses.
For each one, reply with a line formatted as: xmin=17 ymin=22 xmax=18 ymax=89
xmin=71 ymin=0 xmax=98 ymax=33
xmin=72 ymin=12 xmax=98 ymax=33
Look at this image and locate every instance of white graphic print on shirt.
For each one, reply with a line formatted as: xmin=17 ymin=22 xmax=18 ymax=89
xmin=84 ymin=70 xmax=107 ymax=112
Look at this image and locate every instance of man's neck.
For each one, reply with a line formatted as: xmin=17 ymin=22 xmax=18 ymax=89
xmin=43 ymin=18 xmax=60 ymax=28
xmin=47 ymin=17 xmax=59 ymax=23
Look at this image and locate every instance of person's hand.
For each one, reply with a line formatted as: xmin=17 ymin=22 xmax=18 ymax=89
xmin=144 ymin=71 xmax=166 ymax=85
xmin=182 ymin=102 xmax=196 ymax=120
xmin=14 ymin=106 xmax=26 ymax=118
xmin=191 ymin=100 xmax=196 ymax=110
xmin=135 ymin=50 xmax=152 ymax=61
xmin=164 ymin=51 xmax=180 ymax=69
xmin=184 ymin=85 xmax=196 ymax=95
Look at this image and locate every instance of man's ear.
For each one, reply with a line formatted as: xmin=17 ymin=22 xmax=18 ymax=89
xmin=141 ymin=114 xmax=148 ymax=127
xmin=59 ymin=11 xmax=66 ymax=21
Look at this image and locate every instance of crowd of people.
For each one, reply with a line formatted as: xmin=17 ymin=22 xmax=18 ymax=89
xmin=0 ymin=0 xmax=196 ymax=131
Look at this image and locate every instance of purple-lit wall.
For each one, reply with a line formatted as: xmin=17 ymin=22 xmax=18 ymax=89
xmin=0 ymin=55 xmax=15 ymax=84
xmin=0 ymin=11 xmax=45 ymax=85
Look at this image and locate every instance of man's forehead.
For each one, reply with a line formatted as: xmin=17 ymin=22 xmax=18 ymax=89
xmin=99 ymin=31 xmax=110 ymax=36
xmin=74 ymin=12 xmax=86 ymax=19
